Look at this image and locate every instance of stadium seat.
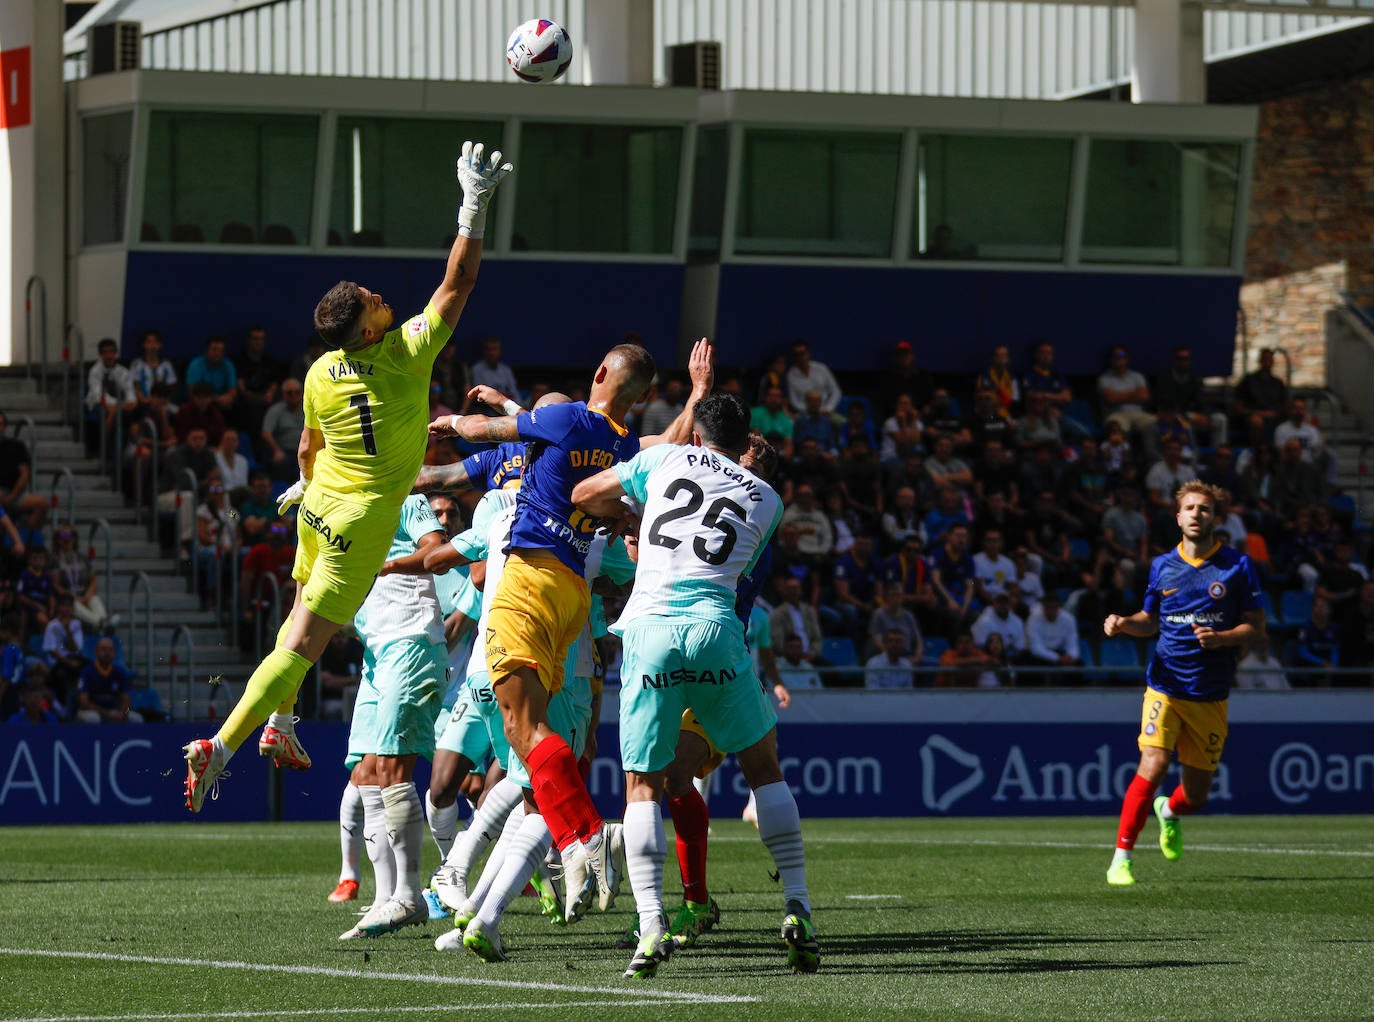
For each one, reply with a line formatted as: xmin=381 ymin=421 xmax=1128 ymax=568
xmin=238 ymin=431 xmax=259 ymax=470
xmin=260 ymin=223 xmax=296 ymax=245
xmin=821 ymin=636 xmax=858 ymax=667
xmin=219 ymin=221 xmax=255 ymax=244
xmin=838 ymin=395 xmax=872 ymax=422
xmin=922 ymin=636 xmax=948 ymax=666
xmin=140 ymin=221 xmax=161 ymax=242
xmin=1062 ymin=399 xmax=1098 ymax=437
xmin=1098 ymin=639 xmax=1140 ymax=676
xmin=1078 ymin=638 xmax=1098 ymax=667
xmin=1280 ymin=590 xmax=1313 ymax=628
xmin=1067 ymin=538 xmax=1092 ymax=562
xmin=351 ymin=228 xmax=384 ymax=247
xmin=170 ymin=223 xmax=205 ymax=243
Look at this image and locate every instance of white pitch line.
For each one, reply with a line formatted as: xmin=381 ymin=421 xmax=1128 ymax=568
xmin=0 ymin=949 xmax=756 ymax=1005
xmin=710 ymin=834 xmax=1374 ymax=857
xmin=844 ymin=894 xmax=904 ymax=900
xmin=0 ymin=1002 xmax=643 ymax=1022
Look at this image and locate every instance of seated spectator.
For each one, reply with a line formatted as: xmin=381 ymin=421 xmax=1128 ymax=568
xmin=1236 ymin=635 xmax=1291 ymax=690
xmin=877 ymin=340 xmax=934 ymax=417
xmin=1020 ymin=340 xmax=1072 ymax=413
xmin=1102 ymin=486 xmax=1148 ymax=590
xmin=49 ymin=526 xmax=114 ymax=634
xmin=1200 ymin=444 xmax=1244 ymax=501
xmin=137 ymin=382 xmax=180 ymax=454
xmin=969 ymin=387 xmax=1016 ymax=449
xmin=214 ymin=429 xmax=251 ymax=493
xmin=782 ymin=437 xmax=832 ymax=497
xmin=1100 ymin=419 xmax=1132 ymax=478
xmin=1097 ymin=346 xmax=1153 ymax=438
xmin=867 ymin=581 xmax=923 ymax=658
xmin=42 ymin=593 xmax=86 ymax=701
xmin=776 ymin=633 xmax=825 ymax=690
xmin=1016 ymin=391 xmax=1061 ymax=451
xmin=1019 ymin=441 xmax=1069 ymax=507
xmin=973 ymin=527 xmax=1017 ymax=601
xmin=1213 ymin=490 xmax=1249 ymax=556
xmin=430 ymin=341 xmax=470 ymax=417
xmin=129 ymin=329 xmax=179 ymax=408
xmin=84 ymin=337 xmax=138 ymax=456
xmin=1145 ymin=437 xmax=1199 ymax=513
xmin=975 ymin=344 xmax=1020 ymax=414
xmin=1066 ymin=437 xmax=1112 ymax=534
xmin=0 ymin=410 xmax=49 ymax=535
xmin=750 ymin=385 xmax=794 ymax=458
xmin=780 ymin=484 xmax=833 ymax=565
xmin=1270 ymin=438 xmax=1325 ymax=521
xmin=1025 ymin=591 xmax=1082 ymax=685
xmin=833 ymin=534 xmax=882 ymax=640
xmin=1273 ymin=397 xmax=1329 ymax=478
xmin=185 ymin=335 xmax=238 ymax=413
xmin=978 ymin=632 xmax=1014 ymax=687
xmin=839 ymin=401 xmax=876 ymax=451
xmin=233 ymin=325 xmax=284 ymax=436
xmin=0 ymin=617 xmax=22 ymax=718
xmin=785 ymin=339 xmax=841 ymax=415
xmin=883 ymin=536 xmax=938 ymax=621
xmin=175 ymin=383 xmax=228 ymax=446
xmin=837 ymin=436 xmax=883 ymax=526
xmin=1065 ymin=548 xmax=1132 ymax=632
xmin=468 ymin=336 xmax=519 ymax=409
xmin=769 ymin=578 xmax=825 ymax=665
xmin=74 ymin=636 xmax=140 ymax=723
xmin=1154 ymin=345 xmax=1227 ymax=447
xmin=792 ymin=390 xmax=841 ymax=457
xmin=1011 ymin=546 xmax=1045 ymax=617
xmin=261 ymin=378 xmax=306 ymax=482
xmin=237 ymin=471 xmax=279 ymax=544
xmin=880 ymin=393 xmax=924 ymax=464
xmin=936 ymin=630 xmax=992 ymax=688
xmin=1315 ymin=538 xmax=1366 ymax=613
xmin=8 ymin=679 xmax=59 ymax=725
xmin=1294 ymin=595 xmax=1339 ymax=686
xmin=196 ymin=473 xmax=238 ymax=608
xmin=1023 ymin=490 xmax=1076 ymax=588
xmin=972 ymin=490 xmax=1023 ymax=550
xmin=925 ymin=433 xmax=974 ymax=494
xmin=287 ymin=333 xmax=326 ymax=383
xmin=240 ymin=517 xmax=299 ymax=623
xmin=923 ymin=390 xmax=972 ymax=450
xmin=822 ymin=490 xmax=857 ymax=555
xmin=1232 ymin=347 xmax=1287 ymax=447
xmin=929 ymin=522 xmax=978 ymax=634
xmin=864 ymin=628 xmax=917 ymax=689
xmin=15 ymin=546 xmax=55 ymax=637
xmin=973 ymin=440 xmax=1019 ymax=507
xmin=1148 ymin=398 xmax=1195 ymax=465
xmin=754 ymin=352 xmax=788 ymax=406
xmin=883 ymin=451 xmax=936 ymax=514
xmin=923 ymin=487 xmax=970 ymax=548
xmin=971 ymin=591 xmax=1027 ymax=661
xmin=882 ymin=486 xmax=923 ymax=551
xmin=158 ymin=427 xmax=217 ymax=549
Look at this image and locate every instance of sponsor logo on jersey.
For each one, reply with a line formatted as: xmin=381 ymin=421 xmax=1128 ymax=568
xmin=641 ymin=665 xmax=739 ymax=689
xmin=1144 ymin=722 xmax=1157 ymax=736
xmin=1162 ymin=588 xmax=1180 ymax=596
xmin=1209 ymin=581 xmax=1227 ymax=600
xmin=540 ymin=512 xmax=596 ymax=556
xmin=300 ymin=506 xmax=353 ymax=552
xmin=1163 ymin=611 xmax=1225 ymax=625
xmin=407 ymin=316 xmax=426 ymax=335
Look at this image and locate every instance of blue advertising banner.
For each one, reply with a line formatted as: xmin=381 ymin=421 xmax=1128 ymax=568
xmin=2 ymin=721 xmax=1370 ymax=824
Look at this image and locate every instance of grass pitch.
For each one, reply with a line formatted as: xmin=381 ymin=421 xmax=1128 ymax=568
xmin=1 ymin=816 xmax=1370 ymax=1021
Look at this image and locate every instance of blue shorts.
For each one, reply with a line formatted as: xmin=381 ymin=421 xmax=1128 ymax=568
xmin=506 ymin=674 xmax=594 ymax=789
xmin=435 ymin=679 xmax=496 ymax=768
xmin=343 ymin=637 xmax=446 ymax=766
xmin=618 ymin=618 xmax=776 ymax=774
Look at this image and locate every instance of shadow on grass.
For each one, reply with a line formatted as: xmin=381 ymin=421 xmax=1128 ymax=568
xmin=695 ymin=956 xmax=1237 ymax=977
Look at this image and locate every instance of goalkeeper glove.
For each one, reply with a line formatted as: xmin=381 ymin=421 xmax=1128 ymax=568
xmin=276 ymin=475 xmax=308 ymax=514
xmin=456 ymin=141 xmax=514 ymax=240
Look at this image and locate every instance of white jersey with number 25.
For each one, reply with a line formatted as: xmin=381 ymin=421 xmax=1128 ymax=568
xmin=611 ymin=443 xmax=783 ymax=631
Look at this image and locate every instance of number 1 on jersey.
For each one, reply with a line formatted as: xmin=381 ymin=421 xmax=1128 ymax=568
xmin=349 ymin=394 xmax=378 ymax=455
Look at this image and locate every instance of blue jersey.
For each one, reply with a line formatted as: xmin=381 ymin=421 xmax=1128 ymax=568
xmin=460 ymin=442 xmax=528 ymax=492
xmin=509 ymin=402 xmax=639 ymax=575
xmin=735 ymin=542 xmax=774 ymax=629
xmin=1143 ymin=543 xmax=1263 ymax=702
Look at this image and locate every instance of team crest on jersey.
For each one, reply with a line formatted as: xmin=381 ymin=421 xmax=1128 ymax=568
xmin=1144 ymin=723 xmax=1157 ymax=736
xmin=407 ymin=316 xmax=425 ymax=335
xmin=1208 ymin=581 xmax=1227 ymax=600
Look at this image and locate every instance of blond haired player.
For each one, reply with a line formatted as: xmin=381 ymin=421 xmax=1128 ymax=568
xmin=183 ymin=142 xmax=512 ymax=811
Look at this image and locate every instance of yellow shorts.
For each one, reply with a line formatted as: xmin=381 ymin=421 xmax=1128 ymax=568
xmin=680 ymin=710 xmax=726 ymax=779
xmin=1137 ymin=687 xmax=1228 ymax=772
xmin=292 ymin=490 xmax=401 ymax=626
xmin=486 ymin=550 xmax=590 ymax=695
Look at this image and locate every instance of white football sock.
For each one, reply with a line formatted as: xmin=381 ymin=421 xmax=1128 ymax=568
xmin=210 ymin=734 xmax=233 ymax=765
xmin=1112 ymin=847 xmax=1132 ymax=864
xmin=1158 ymin=798 xmax=1179 ymax=821
xmin=359 ymin=785 xmax=395 ymax=906
xmin=425 ymin=788 xmax=463 ymax=860
xmin=267 ymin=711 xmax=295 ymax=733
xmin=692 ymin=774 xmax=711 ymax=808
xmin=442 ymin=776 xmax=523 ymax=887
xmin=472 ymin=811 xmax=552 ymax=931
xmin=754 ymin=781 xmax=810 ymax=914
xmin=467 ymin=802 xmax=525 ymax=910
xmin=382 ymin=781 xmax=425 ymax=905
xmin=624 ymin=800 xmax=666 ymax=936
xmin=338 ymin=783 xmax=364 ymax=883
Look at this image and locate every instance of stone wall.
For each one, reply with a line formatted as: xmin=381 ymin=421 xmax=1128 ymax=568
xmin=1239 ymin=72 xmax=1374 ymax=387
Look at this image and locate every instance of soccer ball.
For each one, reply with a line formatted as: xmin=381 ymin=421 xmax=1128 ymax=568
xmin=506 ymin=18 xmax=573 ymax=84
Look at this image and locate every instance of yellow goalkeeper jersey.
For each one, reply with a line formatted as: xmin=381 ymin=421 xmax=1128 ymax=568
xmin=303 ymin=303 xmax=452 ymax=503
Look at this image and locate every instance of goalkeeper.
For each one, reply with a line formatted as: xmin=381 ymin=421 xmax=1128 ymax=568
xmin=183 ymin=142 xmax=512 ymax=812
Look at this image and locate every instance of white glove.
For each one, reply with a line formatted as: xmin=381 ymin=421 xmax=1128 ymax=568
xmin=277 ymin=475 xmax=308 ymax=515
xmin=456 ymin=141 xmax=514 ymax=239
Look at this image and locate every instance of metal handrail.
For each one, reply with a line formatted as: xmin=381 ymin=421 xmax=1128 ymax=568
xmin=109 ymin=403 xmax=124 ymax=491
xmin=87 ymin=519 xmax=114 ymax=610
xmin=128 ymin=572 xmax=155 ymax=680
xmin=1359 ymin=438 xmax=1373 ymax=533
xmin=1337 ymin=289 xmax=1374 ymax=334
xmin=179 ymin=467 xmax=200 ymax=597
xmin=169 ymin=624 xmax=195 ymax=723
xmin=228 ymin=523 xmax=242 ymax=633
xmin=132 ymin=417 xmax=161 ymax=539
xmin=49 ymin=467 xmax=76 ymax=527
xmin=13 ymin=416 xmax=37 ymax=490
xmin=1291 ymin=386 xmax=1343 ymax=433
xmin=62 ymin=324 xmax=83 ymax=430
xmin=25 ymin=276 xmax=47 ymax=391
xmin=253 ymin=571 xmax=283 ymax=663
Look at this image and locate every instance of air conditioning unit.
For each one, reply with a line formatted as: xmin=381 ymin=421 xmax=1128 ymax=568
xmin=666 ymin=41 xmax=721 ymax=90
xmin=87 ymin=21 xmax=141 ymax=76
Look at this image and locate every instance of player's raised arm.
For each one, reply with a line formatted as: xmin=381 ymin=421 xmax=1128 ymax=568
xmin=379 ymin=529 xmax=446 ymax=576
xmin=429 ymin=404 xmax=522 ymax=444
xmin=423 ymin=539 xmax=474 ymax=575
xmin=641 ymin=337 xmax=714 ymax=448
xmin=430 ymin=142 xmax=513 ymax=329
xmin=571 ymin=468 xmax=630 ymax=520
xmin=413 ymin=461 xmax=475 ymax=494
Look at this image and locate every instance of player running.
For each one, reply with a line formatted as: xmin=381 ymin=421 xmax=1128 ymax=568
xmin=572 ymin=393 xmax=819 ymax=977
xmin=1103 ymin=480 xmax=1265 ymax=886
xmin=183 ymin=142 xmax=512 ymax=812
xmin=426 ymin=340 xmax=712 ymax=922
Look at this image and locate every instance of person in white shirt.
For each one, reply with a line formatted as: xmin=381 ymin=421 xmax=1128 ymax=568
xmin=1144 ymin=438 xmax=1199 ymax=513
xmin=864 ymin=629 xmax=916 ymax=689
xmin=784 ymin=340 xmax=841 ymax=414
xmin=128 ymin=329 xmax=178 ymax=404
xmin=85 ymin=338 xmax=138 ymax=453
xmin=213 ymin=429 xmax=250 ymax=493
xmin=467 ymin=336 xmax=519 ymax=407
xmin=971 ymin=592 xmax=1027 ymax=659
xmin=1026 ymin=592 xmax=1081 ymax=684
xmin=777 ymin=634 xmax=825 ymax=690
xmin=781 ymin=484 xmax=834 ymax=562
xmin=1236 ymin=635 xmax=1291 ymax=689
xmin=1272 ymin=397 xmax=1331 ymax=482
xmin=1011 ymin=547 xmax=1044 ymax=617
xmin=973 ymin=528 xmax=1018 ymax=601
xmin=1097 ymin=346 xmax=1153 ymax=436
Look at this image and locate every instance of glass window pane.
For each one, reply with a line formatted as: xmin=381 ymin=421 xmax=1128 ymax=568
xmin=83 ymin=112 xmax=132 ymax=246
xmin=914 ymin=134 xmax=1073 ymax=262
xmin=737 ymin=130 xmax=899 ymax=258
xmin=688 ymin=126 xmax=728 ymax=260
xmin=329 ymin=118 xmax=504 ymax=250
xmin=143 ymin=112 xmax=317 ymax=245
xmin=514 ymin=123 xmax=682 ymax=254
xmin=1082 ymin=139 xmax=1242 ymax=267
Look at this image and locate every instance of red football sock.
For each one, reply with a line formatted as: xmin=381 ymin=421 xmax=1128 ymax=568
xmin=1167 ymin=785 xmax=1196 ymax=816
xmin=527 ymin=734 xmax=603 ymax=852
xmin=1115 ymin=773 xmax=1159 ymax=851
xmin=667 ymin=789 xmax=711 ymax=904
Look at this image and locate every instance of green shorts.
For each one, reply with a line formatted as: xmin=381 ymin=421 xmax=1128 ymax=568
xmin=344 ymin=637 xmax=446 ymax=766
xmin=618 ymin=618 xmax=775 ymax=774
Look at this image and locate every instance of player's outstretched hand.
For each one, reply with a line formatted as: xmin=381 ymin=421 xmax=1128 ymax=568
xmin=457 ymin=141 xmax=513 ymax=213
xmin=276 ymin=475 xmax=308 ymax=514
xmin=688 ymin=337 xmax=715 ymax=394
xmin=467 ymin=385 xmax=518 ymax=414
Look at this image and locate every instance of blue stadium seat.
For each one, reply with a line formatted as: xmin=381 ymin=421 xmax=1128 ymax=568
xmin=1098 ymin=639 xmax=1140 ymax=674
xmin=1262 ymin=593 xmax=1282 ymax=630
xmin=238 ymin=431 xmax=259 ymax=470
xmin=921 ymin=636 xmax=949 ymax=666
xmin=821 ymin=636 xmax=858 ymax=667
xmin=1280 ymin=590 xmax=1313 ymax=628
xmin=1067 ymin=538 xmax=1092 ymax=562
xmin=1078 ymin=638 xmax=1098 ymax=667
xmin=1062 ymin=399 xmax=1098 ymax=438
xmin=838 ymin=395 xmax=872 ymax=422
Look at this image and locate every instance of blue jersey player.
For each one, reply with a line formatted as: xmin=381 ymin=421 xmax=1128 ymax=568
xmin=414 ymin=440 xmax=528 ymax=495
xmin=1102 ymin=480 xmax=1265 ymax=886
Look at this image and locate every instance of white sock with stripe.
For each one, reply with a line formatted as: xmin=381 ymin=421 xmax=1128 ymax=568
xmin=338 ymin=783 xmax=364 ymax=883
xmin=754 ymin=781 xmax=811 ymax=915
xmin=623 ymin=800 xmax=666 ymax=937
xmin=442 ymin=777 xmax=523 ymax=889
xmin=472 ymin=811 xmax=552 ymax=931
xmin=425 ymin=787 xmax=462 ymax=860
xmin=382 ymin=781 xmax=425 ymax=905
xmin=358 ymin=785 xmax=395 ymax=906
